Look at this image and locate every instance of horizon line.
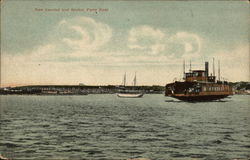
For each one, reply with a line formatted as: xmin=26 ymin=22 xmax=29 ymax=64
xmin=1 ymin=80 xmax=250 ymax=88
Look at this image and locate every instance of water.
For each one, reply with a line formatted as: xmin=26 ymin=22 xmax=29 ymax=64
xmin=0 ymin=94 xmax=249 ymax=160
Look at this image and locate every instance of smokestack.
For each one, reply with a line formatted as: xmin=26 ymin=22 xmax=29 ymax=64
xmin=205 ymin=62 xmax=209 ymax=77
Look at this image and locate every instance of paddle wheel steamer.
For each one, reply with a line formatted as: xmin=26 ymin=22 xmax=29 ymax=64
xmin=165 ymin=61 xmax=233 ymax=101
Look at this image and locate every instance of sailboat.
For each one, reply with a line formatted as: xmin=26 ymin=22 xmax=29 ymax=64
xmin=117 ymin=72 xmax=144 ymax=98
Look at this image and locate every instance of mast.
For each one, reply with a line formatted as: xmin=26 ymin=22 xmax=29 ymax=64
xmin=133 ymin=72 xmax=137 ymax=86
xmin=213 ymin=57 xmax=215 ymax=77
xmin=183 ymin=60 xmax=185 ymax=80
xmin=123 ymin=72 xmax=126 ymax=86
xmin=189 ymin=60 xmax=192 ymax=72
xmin=218 ymin=60 xmax=220 ymax=81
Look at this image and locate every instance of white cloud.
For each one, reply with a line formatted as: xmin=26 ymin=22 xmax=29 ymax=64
xmin=211 ymin=44 xmax=249 ymax=82
xmin=57 ymin=16 xmax=112 ymax=54
xmin=10 ymin=16 xmax=113 ymax=61
xmin=128 ymin=25 xmax=166 ymax=55
xmin=175 ymin=32 xmax=201 ymax=54
xmin=127 ymin=25 xmax=202 ymax=58
xmin=7 ymin=17 xmax=246 ymax=87
xmin=128 ymin=25 xmax=165 ymax=43
xmin=7 ymin=21 xmax=203 ymax=65
xmin=1 ymin=16 xmax=115 ymax=87
xmin=167 ymin=31 xmax=202 ymax=59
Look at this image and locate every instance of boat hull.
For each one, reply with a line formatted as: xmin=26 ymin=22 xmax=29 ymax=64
xmin=117 ymin=93 xmax=144 ymax=98
xmin=171 ymin=94 xmax=230 ymax=102
xmin=165 ymin=81 xmax=233 ymax=102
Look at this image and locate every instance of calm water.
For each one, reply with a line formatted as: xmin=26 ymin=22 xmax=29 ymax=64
xmin=0 ymin=94 xmax=249 ymax=160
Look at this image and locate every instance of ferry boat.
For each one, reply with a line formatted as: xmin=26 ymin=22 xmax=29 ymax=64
xmin=165 ymin=60 xmax=233 ymax=102
xmin=117 ymin=72 xmax=144 ymax=98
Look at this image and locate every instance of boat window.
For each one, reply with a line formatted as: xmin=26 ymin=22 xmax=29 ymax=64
xmin=203 ymin=87 xmax=206 ymax=91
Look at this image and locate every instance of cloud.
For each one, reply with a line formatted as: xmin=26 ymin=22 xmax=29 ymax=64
xmin=57 ymin=16 xmax=112 ymax=54
xmin=168 ymin=31 xmax=202 ymax=59
xmin=127 ymin=25 xmax=202 ymax=58
xmin=174 ymin=32 xmax=201 ymax=54
xmin=128 ymin=25 xmax=166 ymax=55
xmin=6 ymin=20 xmax=203 ymax=65
xmin=1 ymin=16 xmax=115 ymax=87
xmin=211 ymin=44 xmax=249 ymax=82
xmin=1 ymin=17 xmax=210 ymax=87
xmin=8 ymin=16 xmax=113 ymax=62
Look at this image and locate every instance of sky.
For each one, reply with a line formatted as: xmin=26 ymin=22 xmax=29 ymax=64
xmin=1 ymin=0 xmax=249 ymax=87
